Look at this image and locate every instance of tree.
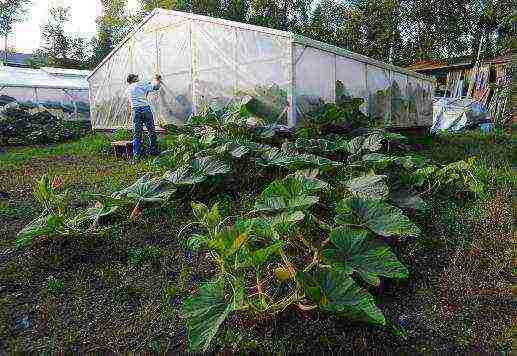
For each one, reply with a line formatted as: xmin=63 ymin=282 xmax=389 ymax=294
xmin=90 ymin=0 xmax=130 ymax=68
xmin=303 ymin=0 xmax=348 ymax=45
xmin=140 ymin=0 xmax=191 ymax=12
xmin=0 ymin=0 xmax=31 ymax=64
xmin=249 ymin=0 xmax=312 ymax=31
xmin=352 ymin=0 xmax=402 ymax=62
xmin=397 ymin=0 xmax=479 ymax=65
xmin=221 ymin=0 xmax=249 ymax=22
xmin=38 ymin=6 xmax=90 ymax=69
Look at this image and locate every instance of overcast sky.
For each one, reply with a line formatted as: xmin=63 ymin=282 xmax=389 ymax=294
xmin=10 ymin=0 xmax=139 ymax=53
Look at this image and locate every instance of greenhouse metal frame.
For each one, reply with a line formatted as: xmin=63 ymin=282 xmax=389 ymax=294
xmin=0 ymin=66 xmax=91 ymax=118
xmin=88 ymin=8 xmax=435 ymax=130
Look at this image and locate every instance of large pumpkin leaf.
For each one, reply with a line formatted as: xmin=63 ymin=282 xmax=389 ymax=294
xmin=254 ymin=175 xmax=327 ymax=213
xmin=257 ymin=147 xmax=341 ymax=170
xmin=323 ymin=227 xmax=409 ymax=286
xmin=362 ymin=153 xmax=398 ymax=167
xmin=112 ymin=174 xmax=175 ymax=204
xmin=87 ymin=203 xmax=119 ymax=223
xmin=410 ymin=165 xmax=437 ymax=187
xmin=346 ymin=175 xmax=388 ymax=199
xmin=343 ymin=136 xmax=364 ymax=154
xmin=254 ymin=195 xmax=319 ymax=213
xmin=361 ymin=133 xmax=384 ymax=152
xmin=182 ymin=278 xmax=244 ymax=351
xmin=207 ymin=223 xmax=253 ymax=259
xmin=342 ymin=133 xmax=384 ymax=155
xmin=291 ymin=169 xmax=330 ymax=192
xmin=249 ymin=211 xmax=305 ymax=240
xmin=16 ymin=214 xmax=62 ymax=249
xmin=294 ymin=138 xmax=337 ymax=153
xmin=163 ymin=156 xmax=230 ymax=186
xmin=238 ymin=240 xmax=286 ymax=269
xmin=336 ymin=198 xmax=420 ymax=237
xmin=391 ymin=190 xmax=428 ymax=211
xmin=298 ymin=268 xmax=385 ymax=324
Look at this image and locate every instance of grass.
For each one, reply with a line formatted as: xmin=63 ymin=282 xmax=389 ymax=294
xmin=0 ymin=130 xmax=513 ymax=352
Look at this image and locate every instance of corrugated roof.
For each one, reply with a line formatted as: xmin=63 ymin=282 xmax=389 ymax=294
xmin=406 ymin=58 xmax=472 ymax=71
xmin=0 ymin=66 xmax=90 ymax=90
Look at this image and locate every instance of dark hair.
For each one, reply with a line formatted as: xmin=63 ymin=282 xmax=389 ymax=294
xmin=127 ymin=74 xmax=139 ymax=84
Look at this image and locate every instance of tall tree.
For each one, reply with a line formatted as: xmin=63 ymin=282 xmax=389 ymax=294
xmin=397 ymin=0 xmax=478 ymax=64
xmin=221 ymin=0 xmax=249 ymax=22
xmin=37 ymin=6 xmax=90 ymax=69
xmin=140 ymin=0 xmax=190 ymax=12
xmin=304 ymin=0 xmax=348 ymax=45
xmin=90 ymin=0 xmax=130 ymax=68
xmin=353 ymin=0 xmax=402 ymax=62
xmin=0 ymin=0 xmax=31 ymax=64
xmin=249 ymin=0 xmax=311 ymax=31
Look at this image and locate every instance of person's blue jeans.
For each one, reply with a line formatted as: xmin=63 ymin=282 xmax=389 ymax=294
xmin=132 ymin=105 xmax=158 ymax=158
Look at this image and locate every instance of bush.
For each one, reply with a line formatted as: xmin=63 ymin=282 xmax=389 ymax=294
xmin=0 ymin=107 xmax=91 ymax=146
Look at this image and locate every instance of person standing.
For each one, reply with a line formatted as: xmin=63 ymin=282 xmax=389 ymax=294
xmin=126 ymin=73 xmax=162 ymax=159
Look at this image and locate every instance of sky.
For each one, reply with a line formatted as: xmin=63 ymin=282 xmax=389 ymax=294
xmin=9 ymin=0 xmax=140 ymax=53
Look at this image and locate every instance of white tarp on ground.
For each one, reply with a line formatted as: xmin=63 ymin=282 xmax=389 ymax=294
xmin=431 ymin=97 xmax=489 ymax=133
xmin=88 ymin=8 xmax=435 ymax=130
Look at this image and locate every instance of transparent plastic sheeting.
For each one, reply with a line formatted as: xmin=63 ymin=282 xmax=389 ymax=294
xmin=88 ymin=11 xmax=291 ymax=130
xmin=294 ymin=44 xmax=433 ymax=127
xmin=431 ymin=97 xmax=489 ymax=133
xmin=88 ymin=9 xmax=433 ymax=130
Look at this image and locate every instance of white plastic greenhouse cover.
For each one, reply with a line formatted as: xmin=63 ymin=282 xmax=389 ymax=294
xmin=88 ymin=8 xmax=435 ymax=130
xmin=0 ymin=66 xmax=90 ymax=90
xmin=0 ymin=66 xmax=90 ymax=117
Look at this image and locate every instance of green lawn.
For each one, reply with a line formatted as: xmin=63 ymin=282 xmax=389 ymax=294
xmin=0 ymin=132 xmax=513 ymax=353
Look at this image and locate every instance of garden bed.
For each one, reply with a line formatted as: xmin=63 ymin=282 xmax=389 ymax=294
xmin=0 ymin=122 xmax=513 ymax=352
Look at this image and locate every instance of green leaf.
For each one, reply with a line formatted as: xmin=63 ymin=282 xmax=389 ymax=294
xmin=16 ymin=214 xmax=61 ymax=249
xmin=258 ymin=147 xmax=341 ymax=170
xmin=361 ymin=133 xmax=384 ymax=152
xmin=411 ymin=165 xmax=437 ymax=187
xmin=362 ymin=153 xmax=398 ymax=167
xmin=182 ymin=278 xmax=244 ymax=351
xmin=395 ymin=155 xmax=428 ymax=170
xmin=323 ymin=227 xmax=409 ymax=286
xmin=249 ymin=211 xmax=304 ymax=240
xmin=298 ymin=268 xmax=385 ymax=324
xmin=254 ymin=195 xmax=319 ymax=213
xmin=254 ymin=175 xmax=326 ymax=213
xmin=163 ymin=156 xmax=230 ymax=186
xmin=344 ymin=136 xmax=364 ymax=155
xmin=338 ymin=198 xmax=420 ymax=237
xmin=294 ymin=138 xmax=337 ymax=153
xmin=186 ymin=233 xmax=207 ymax=251
xmin=391 ymin=190 xmax=428 ymax=211
xmin=346 ymin=175 xmax=388 ymax=200
xmin=241 ymin=241 xmax=286 ymax=268
xmin=113 ymin=174 xmax=175 ymax=204
xmin=208 ymin=224 xmax=252 ymax=258
xmin=87 ymin=203 xmax=119 ymax=223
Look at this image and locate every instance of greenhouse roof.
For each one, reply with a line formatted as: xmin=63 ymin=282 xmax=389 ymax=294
xmin=0 ymin=65 xmax=90 ymax=90
xmin=88 ymin=8 xmax=434 ymax=83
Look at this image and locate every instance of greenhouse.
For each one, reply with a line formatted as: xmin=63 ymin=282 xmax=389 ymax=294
xmin=0 ymin=66 xmax=91 ymax=119
xmin=88 ymin=8 xmax=435 ymax=130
